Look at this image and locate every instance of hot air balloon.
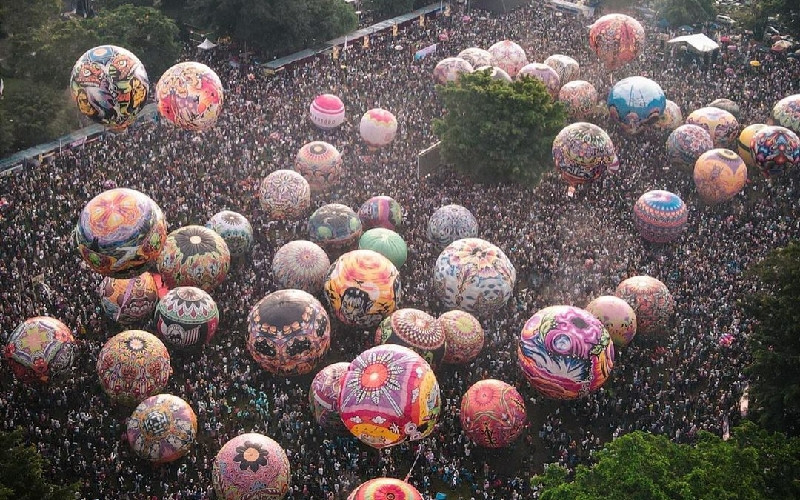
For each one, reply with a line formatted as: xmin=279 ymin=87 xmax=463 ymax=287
xmin=475 ymin=66 xmax=513 ymax=82
xmin=666 ymin=124 xmax=714 ymax=169
xmin=771 ymin=94 xmax=800 ymax=134
xmin=294 ymin=141 xmax=343 ymax=193
xmin=607 ymin=76 xmax=666 ymax=134
xmin=656 ymin=100 xmax=683 ymax=131
xmin=736 ymin=124 xmax=767 ymax=168
xmin=309 ymin=362 xmax=350 ymax=432
xmin=126 ymin=394 xmax=197 ymax=463
xmin=552 ymin=122 xmax=619 ymax=194
xmin=259 ymin=170 xmax=312 ymax=220
xmin=558 ymin=81 xmax=599 ymax=119
xmin=156 ymin=61 xmax=224 ymax=131
xmin=97 ymin=330 xmax=172 ymax=404
xmin=348 ymin=478 xmax=422 ymax=500
xmin=156 ymin=225 xmax=230 ymax=292
xmin=633 ymin=190 xmax=688 ymax=243
xmin=439 ymin=310 xmax=484 ymax=364
xmin=685 ymin=107 xmax=740 ymax=149
xmin=213 ymin=433 xmax=290 ymax=500
xmin=375 ymin=309 xmax=445 ymax=369
xmin=458 ymin=47 xmax=494 ymax=68
xmin=426 ymin=204 xmax=479 ymax=248
xmin=3 ymin=317 xmax=76 ymax=385
xmin=309 ymin=94 xmax=346 ymax=130
xmin=585 ymin=295 xmax=637 ymax=347
xmin=308 ymin=203 xmax=363 ymax=254
xmin=460 ymin=379 xmax=527 ymax=448
xmin=206 ymin=211 xmax=253 ymax=258
xmin=517 ymin=63 xmax=561 ymax=97
xmin=359 ymin=228 xmax=407 ymax=269
xmin=487 ymin=40 xmax=528 ymax=78
xmin=708 ymin=98 xmax=741 ymax=121
xmin=588 ymin=14 xmax=645 ymax=71
xmin=693 ymin=149 xmax=748 ymax=204
xmin=358 ymin=195 xmax=403 ymax=231
xmin=750 ymin=125 xmax=800 ymax=177
xmin=99 ymin=272 xmax=159 ymax=324
xmin=154 ymin=287 xmax=219 ymax=348
xmin=359 ymin=108 xmax=398 ymax=148
xmin=544 ymin=54 xmax=580 ymax=83
xmin=433 ymin=57 xmax=474 ymax=84
xmin=272 ymin=240 xmax=331 ymax=295
xmin=615 ymin=276 xmax=674 ymax=336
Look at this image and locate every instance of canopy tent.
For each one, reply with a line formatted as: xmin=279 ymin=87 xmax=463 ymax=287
xmin=198 ymin=38 xmax=217 ymax=50
xmin=667 ymin=33 xmax=720 ymax=53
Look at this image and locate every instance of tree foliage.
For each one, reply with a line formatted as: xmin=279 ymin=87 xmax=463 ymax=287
xmin=0 ymin=0 xmax=60 ymax=39
xmin=433 ymin=70 xmax=567 ymax=185
xmin=744 ymin=241 xmax=800 ymax=436
xmin=363 ymin=0 xmax=415 ymax=20
xmin=733 ymin=0 xmax=800 ymax=39
xmin=656 ymin=0 xmax=716 ymax=27
xmin=0 ymin=429 xmax=79 ymax=500
xmin=533 ymin=424 xmax=800 ymax=499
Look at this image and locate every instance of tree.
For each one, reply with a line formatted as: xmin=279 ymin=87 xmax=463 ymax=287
xmin=656 ymin=0 xmax=716 ymax=27
xmin=432 ymin=70 xmax=567 ymax=185
xmin=733 ymin=0 xmax=799 ymax=40
xmin=0 ymin=0 xmax=60 ymax=39
xmin=532 ymin=425 xmax=800 ymax=499
xmin=743 ymin=241 xmax=800 ymax=436
xmin=363 ymin=0 xmax=415 ymax=20
xmin=0 ymin=429 xmax=79 ymax=499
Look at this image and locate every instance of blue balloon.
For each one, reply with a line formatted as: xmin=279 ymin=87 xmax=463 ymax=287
xmin=607 ymin=77 xmax=666 ymax=134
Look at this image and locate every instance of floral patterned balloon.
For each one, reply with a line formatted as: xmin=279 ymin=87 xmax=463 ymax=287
xmin=309 ymin=362 xmax=350 ymax=432
xmin=427 ymin=204 xmax=478 ymax=248
xmin=667 ymin=124 xmax=714 ymax=169
xmin=97 ymin=330 xmax=172 ymax=404
xmin=3 ymin=317 xmax=76 ymax=385
xmin=558 ymin=81 xmax=599 ymax=119
xmin=585 ymin=295 xmax=637 ymax=347
xmin=259 ymin=170 xmax=311 ymax=220
xmin=487 ymin=40 xmax=528 ymax=78
xmin=348 ymin=478 xmax=423 ymax=500
xmin=375 ymin=308 xmax=445 ymax=369
xmin=157 ymin=225 xmax=230 ymax=292
xmin=213 ymin=433 xmax=290 ymax=500
xmin=544 ymin=54 xmax=580 ymax=83
xmin=656 ymin=100 xmax=683 ymax=131
xmin=633 ymin=190 xmax=688 ymax=243
xmin=736 ymin=124 xmax=767 ymax=168
xmin=686 ymin=107 xmax=740 ymax=149
xmin=439 ymin=310 xmax=484 ymax=364
xmin=294 ymin=141 xmax=343 ymax=193
xmin=552 ymin=122 xmax=619 ymax=190
xmin=772 ymin=94 xmax=800 ymax=135
xmin=272 ymin=240 xmax=331 ymax=294
xmin=458 ymin=47 xmax=494 ymax=68
xmin=517 ymin=63 xmax=561 ymax=98
xmin=615 ymin=276 xmax=674 ymax=336
xmin=750 ymin=125 xmax=800 ymax=177
xmin=433 ymin=57 xmax=474 ymax=84
xmin=126 ymin=394 xmax=197 ymax=463
xmin=588 ymin=14 xmax=645 ymax=71
xmin=460 ymin=379 xmax=527 ymax=447
xmin=205 ymin=210 xmax=253 ymax=258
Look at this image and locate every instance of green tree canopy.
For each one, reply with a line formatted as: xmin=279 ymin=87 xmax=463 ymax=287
xmin=0 ymin=0 xmax=60 ymax=39
xmin=0 ymin=429 xmax=79 ymax=500
xmin=433 ymin=70 xmax=567 ymax=185
xmin=744 ymin=241 xmax=800 ymax=436
xmin=363 ymin=0 xmax=415 ymax=20
xmin=656 ymin=0 xmax=716 ymax=28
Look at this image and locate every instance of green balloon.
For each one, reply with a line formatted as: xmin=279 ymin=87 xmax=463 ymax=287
xmin=359 ymin=228 xmax=408 ymax=268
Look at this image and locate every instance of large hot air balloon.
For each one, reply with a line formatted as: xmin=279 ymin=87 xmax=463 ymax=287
xmin=426 ymin=204 xmax=479 ymax=248
xmin=693 ymin=149 xmax=748 ymax=204
xmin=206 ymin=211 xmax=253 ymax=258
xmin=375 ymin=309 xmax=445 ymax=369
xmin=667 ymin=124 xmax=714 ymax=169
xmin=433 ymin=57 xmax=474 ymax=84
xmin=517 ymin=63 xmax=561 ymax=98
xmin=157 ymin=225 xmax=230 ymax=292
xmin=272 ymin=240 xmax=331 ymax=295
xmin=708 ymin=98 xmax=741 ymax=121
xmin=585 ymin=296 xmax=637 ymax=347
xmin=309 ymin=362 xmax=350 ymax=432
xmin=633 ymin=190 xmax=688 ymax=243
xmin=615 ymin=276 xmax=674 ymax=336
xmin=70 ymin=45 xmax=149 ymax=130
xmin=750 ymin=125 xmax=800 ymax=177
xmin=588 ymin=14 xmax=645 ymax=71
xmin=99 ymin=272 xmax=158 ymax=324
xmin=737 ymin=124 xmax=767 ymax=168
xmin=558 ymin=81 xmax=599 ymax=119
xmin=359 ymin=228 xmax=407 ymax=269
xmin=348 ymin=478 xmax=423 ymax=500
xmin=97 ymin=330 xmax=172 ymax=404
xmin=247 ymin=289 xmax=331 ymax=376
xmin=213 ymin=433 xmax=291 ymax=500
xmin=358 ymin=195 xmax=403 ymax=231
xmin=156 ymin=61 xmax=224 ymax=131
xmin=475 ymin=66 xmax=513 ymax=82
xmin=656 ymin=100 xmax=683 ymax=131
xmin=126 ymin=394 xmax=197 ymax=463
xmin=458 ymin=47 xmax=493 ymax=68
xmin=154 ymin=287 xmax=219 ymax=348
xmin=309 ymin=94 xmax=345 ymax=130
xmin=308 ymin=203 xmax=363 ymax=254
xmin=74 ymin=188 xmax=167 ymax=279
xmin=518 ymin=306 xmax=614 ymax=399
xmin=607 ymin=76 xmax=666 ymax=134
xmin=439 ymin=310 xmax=484 ymax=364
xmin=487 ymin=40 xmax=528 ymax=78
xmin=324 ymin=250 xmax=401 ymax=328
xmin=339 ymin=345 xmax=441 ymax=449
xmin=771 ymin=94 xmax=800 ymax=134
xmin=433 ymin=238 xmax=516 ymax=317
xmin=3 ymin=317 xmax=76 ymax=385
xmin=544 ymin=54 xmax=580 ymax=83
xmin=685 ymin=107 xmax=740 ymax=149
xmin=360 ymin=108 xmax=398 ymax=148
xmin=460 ymin=379 xmax=527 ymax=448
xmin=259 ymin=170 xmax=311 ymax=220
xmin=552 ymin=122 xmax=619 ymax=194
xmin=294 ymin=141 xmax=343 ymax=193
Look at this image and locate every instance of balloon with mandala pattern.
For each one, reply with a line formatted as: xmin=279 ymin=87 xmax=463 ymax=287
xmin=458 ymin=47 xmax=494 ymax=68
xmin=475 ymin=66 xmax=513 ymax=82
xmin=157 ymin=225 xmax=230 ymax=292
xmin=358 ymin=195 xmax=403 ymax=231
xmin=99 ymin=272 xmax=159 ymax=324
xmin=558 ymin=81 xmax=598 ymax=119
xmin=308 ymin=204 xmax=363 ymax=254
xmin=339 ymin=345 xmax=441 ymax=449
xmin=487 ymin=40 xmax=528 ymax=78
xmin=750 ymin=125 xmax=800 ymax=177
xmin=552 ymin=122 xmax=619 ymax=191
xmin=544 ymin=54 xmax=580 ymax=83
xmin=666 ymin=124 xmax=714 ymax=169
xmin=360 ymin=108 xmax=398 ymax=148
xmin=693 ymin=149 xmax=748 ymax=204
xmin=771 ymin=94 xmax=800 ymax=134
xmin=585 ymin=295 xmax=637 ymax=348
xmin=460 ymin=379 xmax=527 ymax=448
xmin=74 ymin=188 xmax=167 ymax=279
xmin=708 ymin=98 xmax=741 ymax=121
xmin=3 ymin=317 xmax=76 ymax=385
xmin=439 ymin=310 xmax=484 ymax=364
xmin=433 ymin=57 xmax=474 ymax=84
xmin=359 ymin=228 xmax=407 ymax=269
xmin=294 ymin=141 xmax=343 ymax=193
xmin=433 ymin=238 xmax=516 ymax=317
xmin=70 ymin=45 xmax=149 ymax=130
xmin=324 ymin=250 xmax=401 ymax=328
xmin=656 ymin=100 xmax=683 ymax=131
xmin=736 ymin=124 xmax=767 ymax=169
xmin=156 ymin=61 xmax=224 ymax=131
xmin=633 ymin=190 xmax=688 ymax=243
xmin=205 ymin=210 xmax=253 ymax=258
xmin=517 ymin=63 xmax=561 ymax=98
xmin=607 ymin=76 xmax=666 ymax=134
xmin=615 ymin=276 xmax=674 ymax=336
xmin=154 ymin=287 xmax=219 ymax=348
xmin=126 ymin=394 xmax=197 ymax=463
xmin=347 ymin=478 xmax=423 ymax=500
xmin=259 ymin=170 xmax=311 ymax=220
xmin=685 ymin=107 xmax=740 ymax=149
xmin=427 ymin=204 xmax=479 ymax=248
xmin=309 ymin=94 xmax=345 ymax=130
xmin=518 ymin=306 xmax=614 ymax=400
xmin=213 ymin=433 xmax=291 ymax=500
xmin=588 ymin=14 xmax=645 ymax=71
xmin=272 ymin=240 xmax=331 ymax=295
xmin=309 ymin=362 xmax=350 ymax=432
xmin=375 ymin=309 xmax=445 ymax=369
xmin=97 ymin=330 xmax=172 ymax=404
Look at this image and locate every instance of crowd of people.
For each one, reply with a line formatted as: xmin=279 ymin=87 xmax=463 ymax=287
xmin=1 ymin=3 xmax=799 ymax=499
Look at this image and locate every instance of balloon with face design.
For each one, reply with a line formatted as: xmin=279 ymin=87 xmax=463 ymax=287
xmin=156 ymin=61 xmax=224 ymax=131
xmin=154 ymin=287 xmax=219 ymax=348
xmin=99 ymin=272 xmax=159 ymax=325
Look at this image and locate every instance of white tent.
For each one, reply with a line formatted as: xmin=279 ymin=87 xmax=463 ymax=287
xmin=198 ymin=38 xmax=217 ymax=50
xmin=667 ymin=34 xmax=719 ymax=53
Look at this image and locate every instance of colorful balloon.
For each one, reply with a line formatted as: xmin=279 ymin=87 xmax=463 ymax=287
xmin=309 ymin=94 xmax=345 ymax=130
xmin=259 ymin=169 xmax=311 ymax=220
xmin=206 ymin=210 xmax=253 ymax=258
xmin=324 ymin=250 xmax=401 ymax=328
xmin=3 ymin=317 xmax=75 ymax=384
xmin=427 ymin=204 xmax=479 ymax=248
xmin=588 ymin=14 xmax=645 ymax=71
xmin=460 ymin=379 xmax=527 ymax=448
xmin=308 ymin=203 xmax=363 ymax=254
xmin=656 ymin=100 xmax=683 ymax=131
xmin=126 ymin=394 xmax=197 ymax=463
xmin=518 ymin=306 xmax=614 ymax=399
xmin=339 ymin=345 xmax=441 ymax=449
xmin=433 ymin=57 xmax=474 ymax=84
xmin=375 ymin=309 xmax=445 ymax=369
xmin=358 ymin=195 xmax=403 ymax=231
xmin=487 ymin=40 xmax=528 ymax=78
xmin=544 ymin=54 xmax=580 ymax=83
xmin=750 ymin=125 xmax=800 ymax=177
xmin=693 ymin=149 xmax=748 ymax=204
xmin=433 ymin=238 xmax=516 ymax=317
xmin=360 ymin=108 xmax=398 ymax=148
xmin=439 ymin=310 xmax=484 ymax=364
xmin=615 ymin=276 xmax=674 ymax=336
xmin=685 ymin=107 xmax=740 ymax=149
xmin=359 ymin=228 xmax=407 ymax=269
xmin=347 ymin=478 xmax=422 ymax=500
xmin=70 ymin=45 xmax=149 ymax=130
xmin=247 ymin=289 xmax=331 ymax=376
xmin=558 ymin=81 xmax=599 ymax=119
xmin=457 ymin=47 xmax=494 ymax=68
xmin=475 ymin=66 xmax=512 ymax=83
xmin=97 ymin=330 xmax=171 ymax=404
xmin=74 ymin=188 xmax=167 ymax=279
xmin=99 ymin=272 xmax=158 ymax=324
xmin=708 ymin=98 xmax=741 ymax=121
xmin=294 ymin=141 xmax=343 ymax=193
xmin=667 ymin=124 xmax=714 ymax=169
xmin=607 ymin=76 xmax=666 ymax=134
xmin=213 ymin=433 xmax=290 ymax=500
xmin=633 ymin=190 xmax=688 ymax=243
xmin=517 ymin=63 xmax=561 ymax=98
xmin=771 ymin=94 xmax=800 ymax=134
xmin=272 ymin=240 xmax=331 ymax=295
xmin=156 ymin=61 xmax=223 ymax=131
xmin=157 ymin=225 xmax=230 ymax=292
xmin=585 ymin=295 xmax=637 ymax=347
xmin=309 ymin=362 xmax=350 ymax=432
xmin=154 ymin=287 xmax=219 ymax=348
xmin=552 ymin=122 xmax=619 ymax=191
xmin=736 ymin=124 xmax=767 ymax=168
